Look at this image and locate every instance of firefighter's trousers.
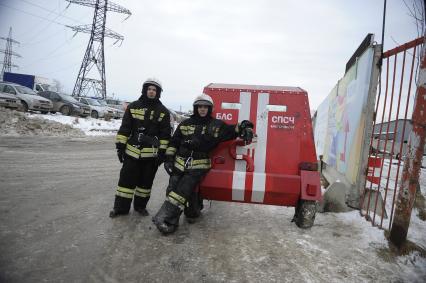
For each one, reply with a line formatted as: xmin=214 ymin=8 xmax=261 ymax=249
xmin=113 ymin=156 xmax=159 ymax=213
xmin=154 ymin=169 xmax=207 ymax=230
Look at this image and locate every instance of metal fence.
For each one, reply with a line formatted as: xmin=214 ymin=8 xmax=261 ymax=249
xmin=360 ymin=37 xmax=424 ymax=230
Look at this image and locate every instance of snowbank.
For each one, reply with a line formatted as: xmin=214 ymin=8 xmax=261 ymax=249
xmin=0 ymin=108 xmax=84 ymax=137
xmin=32 ymin=112 xmax=121 ymax=136
xmin=0 ymin=108 xmax=120 ymax=136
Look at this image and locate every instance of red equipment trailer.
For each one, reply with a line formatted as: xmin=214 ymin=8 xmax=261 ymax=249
xmin=199 ymin=83 xmax=321 ymax=228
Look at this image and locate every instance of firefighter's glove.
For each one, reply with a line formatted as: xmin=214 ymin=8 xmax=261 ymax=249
xmin=238 ymin=120 xmax=254 ymax=133
xmin=241 ymin=127 xmax=254 ymax=143
xmin=156 ymin=151 xmax=166 ymax=167
xmin=164 ymin=160 xmax=174 ymax=176
xmin=116 ymin=143 xmax=126 ymax=163
xmin=238 ymin=120 xmax=254 ymax=142
xmin=184 ymin=137 xmax=201 ymax=150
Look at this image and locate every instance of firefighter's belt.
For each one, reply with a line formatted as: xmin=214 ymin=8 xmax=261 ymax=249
xmin=125 ymin=143 xmax=158 ymax=158
xmin=174 ymin=155 xmax=211 ymax=171
xmin=178 ymin=147 xmax=209 ymax=159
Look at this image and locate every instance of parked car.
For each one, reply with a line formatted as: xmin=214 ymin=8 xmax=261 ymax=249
xmin=38 ymin=91 xmax=91 ymax=117
xmin=0 ymin=91 xmax=22 ymax=110
xmin=76 ymin=97 xmax=113 ymax=119
xmin=105 ymin=98 xmax=127 ymax=111
xmin=0 ymin=81 xmax=53 ymax=113
xmin=96 ymin=99 xmax=124 ymax=119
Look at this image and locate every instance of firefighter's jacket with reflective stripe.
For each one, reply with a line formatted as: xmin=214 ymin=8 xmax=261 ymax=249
xmin=166 ymin=115 xmax=238 ymax=171
xmin=115 ymin=97 xmax=171 ymax=159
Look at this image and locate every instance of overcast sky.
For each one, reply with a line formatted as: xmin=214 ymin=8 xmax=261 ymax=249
xmin=0 ymin=0 xmax=422 ymax=111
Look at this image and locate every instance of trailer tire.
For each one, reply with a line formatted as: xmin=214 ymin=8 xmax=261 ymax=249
xmin=295 ymin=200 xmax=316 ymax=229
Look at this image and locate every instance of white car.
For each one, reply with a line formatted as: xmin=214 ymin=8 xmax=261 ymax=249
xmin=0 ymin=81 xmax=53 ymax=113
xmin=0 ymin=91 xmax=22 ymax=110
xmin=97 ymin=99 xmax=124 ymax=119
xmin=105 ymin=98 xmax=127 ymax=111
xmin=77 ymin=97 xmax=113 ymax=119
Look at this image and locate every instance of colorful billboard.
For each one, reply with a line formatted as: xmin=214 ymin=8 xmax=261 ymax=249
xmin=315 ymin=46 xmax=375 ymax=184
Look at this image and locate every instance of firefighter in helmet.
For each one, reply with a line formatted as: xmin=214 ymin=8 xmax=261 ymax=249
xmin=152 ymin=93 xmax=254 ymax=234
xmin=110 ymin=78 xmax=171 ymax=218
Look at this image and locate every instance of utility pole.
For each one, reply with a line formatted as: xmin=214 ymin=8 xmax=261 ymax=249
xmin=0 ymin=27 xmax=21 ymax=80
xmin=66 ymin=0 xmax=131 ymax=98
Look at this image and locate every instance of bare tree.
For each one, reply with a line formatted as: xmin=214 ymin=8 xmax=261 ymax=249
xmin=403 ymin=0 xmax=425 ymax=38
xmin=52 ymin=78 xmax=63 ymax=92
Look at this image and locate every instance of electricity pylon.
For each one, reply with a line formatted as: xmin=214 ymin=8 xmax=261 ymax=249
xmin=66 ymin=0 xmax=131 ymax=98
xmin=0 ymin=27 xmax=21 ymax=79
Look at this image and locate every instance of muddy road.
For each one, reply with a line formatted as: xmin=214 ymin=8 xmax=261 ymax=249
xmin=0 ymin=136 xmax=424 ymax=282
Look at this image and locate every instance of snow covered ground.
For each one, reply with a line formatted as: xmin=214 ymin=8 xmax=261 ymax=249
xmin=364 ymin=157 xmax=426 ymax=249
xmin=0 ymin=108 xmax=178 ymax=136
xmin=31 ymin=112 xmax=122 ymax=136
xmin=0 ymin=108 xmax=121 ymax=136
xmin=0 ymin=108 xmax=425 ymax=281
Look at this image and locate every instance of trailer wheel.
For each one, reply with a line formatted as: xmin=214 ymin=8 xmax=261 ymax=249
xmin=294 ymin=200 xmax=316 ymax=229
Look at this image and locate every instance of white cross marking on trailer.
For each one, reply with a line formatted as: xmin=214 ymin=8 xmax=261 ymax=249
xmin=232 ymin=92 xmax=251 ymax=201
xmin=251 ymin=92 xmax=269 ymax=203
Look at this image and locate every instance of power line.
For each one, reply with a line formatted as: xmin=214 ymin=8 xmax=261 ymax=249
xmin=20 ymin=9 xmax=95 ymax=46
xmin=0 ymin=2 xmax=68 ymax=27
xmin=37 ymin=61 xmax=81 ymax=76
xmin=22 ymin=39 xmax=87 ymax=68
xmin=20 ymin=7 xmax=71 ymax=45
xmin=21 ymin=27 xmax=70 ymax=46
xmin=19 ymin=0 xmax=84 ymax=24
xmin=15 ymin=0 xmax=60 ymax=38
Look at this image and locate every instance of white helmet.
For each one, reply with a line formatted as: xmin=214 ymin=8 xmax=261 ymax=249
xmin=142 ymin=78 xmax=162 ymax=91
xmin=193 ymin=94 xmax=213 ymax=107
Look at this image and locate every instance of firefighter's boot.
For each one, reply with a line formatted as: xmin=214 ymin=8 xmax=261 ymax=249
xmin=133 ymin=189 xmax=151 ymax=216
xmin=152 ymin=201 xmax=182 ymax=235
xmin=156 ymin=222 xmax=177 ymax=234
xmin=135 ymin=207 xmax=149 ymax=216
xmin=109 ymin=208 xmax=129 ymax=218
xmin=186 ymin=217 xmax=197 ymax=224
xmin=110 ymin=195 xmax=131 ymax=218
xmin=184 ymin=192 xmax=203 ymax=224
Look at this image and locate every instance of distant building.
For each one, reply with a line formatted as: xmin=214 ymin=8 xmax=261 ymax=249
xmin=372 ymin=119 xmax=425 ymax=157
xmin=373 ymin=119 xmax=411 ymax=143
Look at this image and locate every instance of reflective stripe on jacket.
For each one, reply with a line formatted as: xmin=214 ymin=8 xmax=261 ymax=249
xmin=166 ymin=115 xmax=238 ymax=171
xmin=115 ymin=97 xmax=171 ymax=159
